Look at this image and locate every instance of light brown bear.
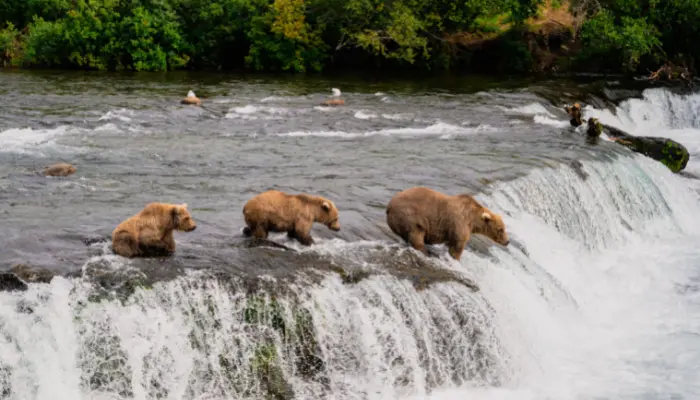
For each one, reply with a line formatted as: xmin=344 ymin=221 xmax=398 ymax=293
xmin=242 ymin=190 xmax=340 ymax=246
xmin=386 ymin=187 xmax=510 ymax=261
xmin=112 ymin=202 xmax=197 ymax=258
xmin=564 ymin=103 xmax=583 ymax=127
xmin=44 ymin=163 xmax=76 ymax=177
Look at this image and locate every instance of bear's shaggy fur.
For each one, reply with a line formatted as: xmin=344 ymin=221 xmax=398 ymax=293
xmin=320 ymin=99 xmax=345 ymax=106
xmin=242 ymin=190 xmax=340 ymax=246
xmin=565 ymin=103 xmax=583 ymax=127
xmin=112 ymin=202 xmax=197 ymax=258
xmin=386 ymin=186 xmax=510 ymax=261
xmin=44 ymin=163 xmax=76 ymax=177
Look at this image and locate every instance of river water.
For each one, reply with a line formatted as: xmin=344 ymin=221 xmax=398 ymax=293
xmin=0 ymin=70 xmax=699 ymax=400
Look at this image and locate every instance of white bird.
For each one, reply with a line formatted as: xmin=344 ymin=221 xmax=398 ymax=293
xmin=331 ymin=88 xmax=341 ymax=97
xmin=187 ymin=90 xmax=196 ymax=98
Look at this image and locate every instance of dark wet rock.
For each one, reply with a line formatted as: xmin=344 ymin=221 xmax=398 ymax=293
xmin=15 ymin=299 xmax=35 ymax=314
xmin=0 ymin=364 xmax=11 ymax=399
xmin=0 ymin=273 xmax=28 ymax=292
xmin=568 ymin=160 xmax=589 ymax=181
xmin=679 ymin=170 xmax=700 ymax=180
xmin=10 ymin=263 xmax=55 ymax=284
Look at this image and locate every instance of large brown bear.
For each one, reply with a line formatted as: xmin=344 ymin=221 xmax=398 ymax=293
xmin=242 ymin=190 xmax=340 ymax=246
xmin=44 ymin=163 xmax=76 ymax=177
xmin=386 ymin=187 xmax=510 ymax=261
xmin=112 ymin=202 xmax=197 ymax=258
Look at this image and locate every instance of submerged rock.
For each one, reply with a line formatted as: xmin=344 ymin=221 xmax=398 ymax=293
xmin=0 ymin=264 xmax=56 ymax=292
xmin=10 ymin=263 xmax=55 ymax=284
xmin=0 ymin=274 xmax=27 ymax=292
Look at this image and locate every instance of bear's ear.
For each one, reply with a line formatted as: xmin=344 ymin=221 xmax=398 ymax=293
xmin=321 ymin=202 xmax=331 ymax=212
xmin=481 ymin=212 xmax=492 ymax=223
xmin=171 ymin=206 xmax=180 ymax=224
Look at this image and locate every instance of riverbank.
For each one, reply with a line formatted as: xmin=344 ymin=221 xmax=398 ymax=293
xmin=1 ymin=0 xmax=695 ymax=76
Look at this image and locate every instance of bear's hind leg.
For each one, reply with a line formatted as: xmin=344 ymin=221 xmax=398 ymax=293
xmin=112 ymin=232 xmax=139 ymax=258
xmin=408 ymin=230 xmax=428 ymax=256
xmin=251 ymin=223 xmax=268 ymax=239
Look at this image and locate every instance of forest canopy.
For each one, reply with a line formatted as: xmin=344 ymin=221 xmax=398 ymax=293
xmin=0 ymin=0 xmax=697 ymax=74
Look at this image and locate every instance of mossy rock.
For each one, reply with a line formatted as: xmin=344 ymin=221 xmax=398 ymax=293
xmin=251 ymin=343 xmax=293 ymax=400
xmin=244 ymin=295 xmax=286 ymax=334
xmin=596 ymin=122 xmax=690 ymax=173
xmin=290 ymin=308 xmax=324 ymax=379
xmin=614 ymin=135 xmax=690 ymax=173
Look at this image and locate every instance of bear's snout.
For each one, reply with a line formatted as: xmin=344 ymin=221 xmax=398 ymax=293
xmin=328 ymin=221 xmax=341 ymax=231
xmin=503 ymin=239 xmax=510 ymax=246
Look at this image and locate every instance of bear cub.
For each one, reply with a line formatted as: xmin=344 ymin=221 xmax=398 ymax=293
xmin=242 ymin=190 xmax=340 ymax=246
xmin=386 ymin=186 xmax=509 ymax=261
xmin=112 ymin=202 xmax=197 ymax=258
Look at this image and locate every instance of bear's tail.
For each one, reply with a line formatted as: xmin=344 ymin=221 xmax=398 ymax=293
xmin=242 ymin=226 xmax=253 ymax=237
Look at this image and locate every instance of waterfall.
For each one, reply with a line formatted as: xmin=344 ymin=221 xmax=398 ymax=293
xmin=1 ymin=87 xmax=700 ymax=399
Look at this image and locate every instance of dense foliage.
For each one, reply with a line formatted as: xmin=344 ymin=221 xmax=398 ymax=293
xmin=0 ymin=0 xmax=545 ymax=71
xmin=0 ymin=0 xmax=698 ymax=74
xmin=577 ymin=0 xmax=700 ymax=72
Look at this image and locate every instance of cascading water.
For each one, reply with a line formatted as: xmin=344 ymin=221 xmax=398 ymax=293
xmin=2 ymin=151 xmax=699 ymax=400
xmin=2 ymin=77 xmax=700 ymax=400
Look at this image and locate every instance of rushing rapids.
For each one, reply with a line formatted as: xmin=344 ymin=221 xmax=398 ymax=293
xmin=0 ymin=72 xmax=699 ymax=399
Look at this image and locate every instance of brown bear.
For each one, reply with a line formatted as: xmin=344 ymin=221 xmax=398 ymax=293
xmin=320 ymin=99 xmax=345 ymax=106
xmin=242 ymin=190 xmax=340 ymax=246
xmin=564 ymin=103 xmax=583 ymax=127
xmin=112 ymin=202 xmax=197 ymax=258
xmin=386 ymin=187 xmax=510 ymax=261
xmin=44 ymin=163 xmax=76 ymax=177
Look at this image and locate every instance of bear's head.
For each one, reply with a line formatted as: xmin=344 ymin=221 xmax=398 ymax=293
xmin=318 ymin=200 xmax=341 ymax=231
xmin=474 ymin=211 xmax=509 ymax=246
xmin=172 ymin=204 xmax=197 ymax=232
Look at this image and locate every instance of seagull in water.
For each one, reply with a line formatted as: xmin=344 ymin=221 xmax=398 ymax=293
xmin=322 ymin=88 xmax=344 ymax=106
xmin=181 ymin=90 xmax=202 ymax=106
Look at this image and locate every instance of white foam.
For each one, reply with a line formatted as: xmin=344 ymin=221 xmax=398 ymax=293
xmin=98 ymin=109 xmax=135 ymax=122
xmin=354 ymin=110 xmax=378 ymax=120
xmin=278 ymin=122 xmax=497 ymax=138
xmin=533 ymin=115 xmax=570 ymax=128
xmin=505 ymin=103 xmax=555 ymax=117
xmin=382 ymin=113 xmax=414 ymax=121
xmin=225 ymin=105 xmax=295 ymax=120
xmin=0 ymin=126 xmax=71 ymax=154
